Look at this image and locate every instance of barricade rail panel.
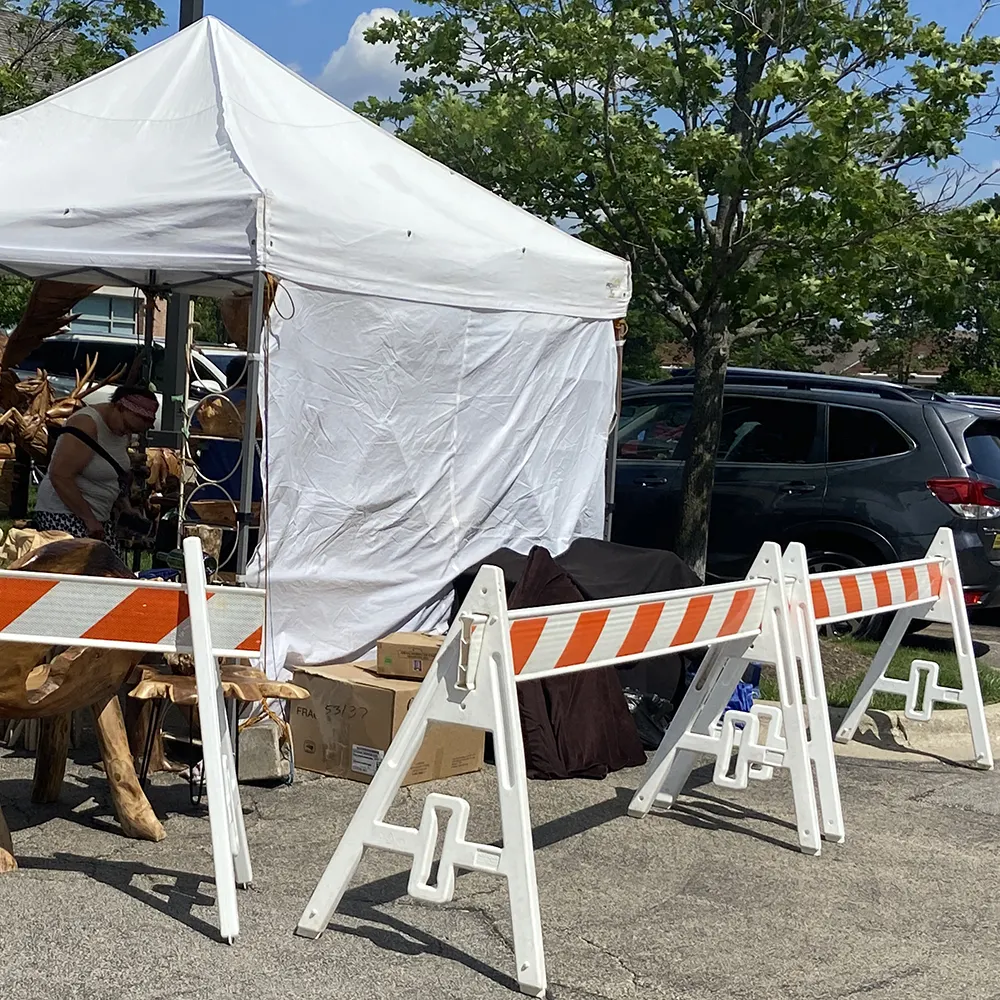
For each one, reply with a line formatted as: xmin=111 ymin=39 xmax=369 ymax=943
xmin=0 ymin=569 xmax=264 ymax=657
xmin=809 ymin=558 xmax=942 ymax=624
xmin=506 ymin=580 xmax=768 ymax=678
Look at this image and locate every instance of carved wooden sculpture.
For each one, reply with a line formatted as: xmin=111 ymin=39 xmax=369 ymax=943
xmin=0 ymin=539 xmax=166 ymax=872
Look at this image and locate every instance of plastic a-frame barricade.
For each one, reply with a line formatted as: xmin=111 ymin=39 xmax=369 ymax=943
xmin=626 ymin=542 xmax=844 ymax=852
xmin=0 ymin=536 xmax=263 ymax=942
xmin=294 ymin=542 xmax=819 ymax=997
xmin=814 ymin=527 xmax=993 ymax=769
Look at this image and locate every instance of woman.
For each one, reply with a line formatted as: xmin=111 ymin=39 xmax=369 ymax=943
xmin=35 ymin=385 xmax=159 ymax=560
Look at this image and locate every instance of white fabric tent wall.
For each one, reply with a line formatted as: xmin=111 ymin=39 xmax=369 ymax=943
xmin=252 ymin=284 xmax=617 ymax=667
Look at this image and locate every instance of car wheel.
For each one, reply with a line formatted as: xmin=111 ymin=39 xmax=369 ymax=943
xmin=806 ymin=549 xmax=890 ymax=641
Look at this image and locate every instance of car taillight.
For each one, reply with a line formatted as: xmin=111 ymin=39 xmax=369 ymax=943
xmin=927 ymin=478 xmax=1000 ymax=519
xmin=965 ymin=590 xmax=988 ymax=607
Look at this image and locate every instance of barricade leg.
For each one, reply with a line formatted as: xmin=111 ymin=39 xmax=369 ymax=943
xmin=760 ymin=572 xmax=822 ymax=855
xmin=628 ymin=647 xmax=746 ymax=818
xmin=783 ymin=544 xmax=845 ymax=844
xmin=183 ymin=537 xmax=252 ymax=944
xmin=294 ymin=670 xmax=436 ymax=936
xmin=936 ymin=532 xmax=992 ymax=769
xmin=835 ymin=607 xmax=915 ymax=745
xmin=295 ymin=567 xmax=546 ymax=998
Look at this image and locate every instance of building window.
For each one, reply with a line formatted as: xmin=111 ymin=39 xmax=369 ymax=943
xmin=70 ymin=294 xmax=138 ymax=337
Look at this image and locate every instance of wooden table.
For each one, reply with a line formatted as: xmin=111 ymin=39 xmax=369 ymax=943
xmin=128 ymin=665 xmax=310 ymax=786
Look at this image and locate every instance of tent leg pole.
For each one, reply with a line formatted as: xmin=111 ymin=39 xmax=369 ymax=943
xmin=236 ymin=270 xmax=265 ymax=580
xmin=604 ymin=320 xmax=626 ymax=542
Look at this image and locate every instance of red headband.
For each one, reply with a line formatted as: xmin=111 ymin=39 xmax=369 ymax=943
xmin=119 ymin=394 xmax=158 ymax=419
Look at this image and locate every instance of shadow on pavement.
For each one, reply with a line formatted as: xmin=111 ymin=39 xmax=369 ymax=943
xmin=328 ymin=903 xmax=520 ymax=993
xmin=15 ymin=852 xmax=220 ymax=939
xmin=321 ymin=785 xmax=639 ymax=988
xmin=636 ymin=769 xmax=804 ymax=854
xmin=0 ymin=772 xmax=201 ymax=836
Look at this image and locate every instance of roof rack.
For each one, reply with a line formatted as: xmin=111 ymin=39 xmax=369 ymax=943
xmin=655 ymin=367 xmax=944 ymax=403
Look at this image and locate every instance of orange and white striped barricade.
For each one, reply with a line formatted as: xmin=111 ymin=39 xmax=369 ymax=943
xmin=0 ymin=536 xmax=264 ymax=942
xmin=626 ymin=542 xmax=838 ymax=853
xmin=819 ymin=528 xmax=993 ymax=769
xmin=294 ymin=542 xmax=815 ymax=997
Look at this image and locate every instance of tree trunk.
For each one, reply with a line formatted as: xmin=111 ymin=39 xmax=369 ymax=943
xmin=676 ymin=318 xmax=730 ymax=580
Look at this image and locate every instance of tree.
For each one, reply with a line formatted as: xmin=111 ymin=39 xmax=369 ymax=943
xmin=0 ymin=3 xmax=163 ymax=336
xmin=192 ymin=296 xmax=226 ymax=344
xmin=0 ymin=1 xmax=164 ymax=116
xmin=0 ymin=278 xmax=30 ymax=330
xmin=934 ymin=197 xmax=1000 ymax=394
xmin=360 ymin=1 xmax=1000 ymax=575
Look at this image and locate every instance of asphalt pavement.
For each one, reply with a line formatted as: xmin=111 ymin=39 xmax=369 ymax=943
xmin=1 ymin=729 xmax=999 ymax=1000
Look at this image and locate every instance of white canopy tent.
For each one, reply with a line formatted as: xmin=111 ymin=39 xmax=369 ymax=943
xmin=0 ymin=17 xmax=631 ymax=668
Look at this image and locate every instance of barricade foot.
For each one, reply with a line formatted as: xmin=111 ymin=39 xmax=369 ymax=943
xmin=517 ymin=977 xmax=546 ymax=998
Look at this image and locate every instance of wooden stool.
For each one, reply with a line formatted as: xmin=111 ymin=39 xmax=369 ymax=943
xmin=129 ymin=666 xmax=309 ymax=787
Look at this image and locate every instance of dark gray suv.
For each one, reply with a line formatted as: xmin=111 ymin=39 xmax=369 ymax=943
xmin=613 ymin=369 xmax=1000 ymax=627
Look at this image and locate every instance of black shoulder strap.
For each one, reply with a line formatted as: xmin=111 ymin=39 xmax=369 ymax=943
xmin=52 ymin=425 xmax=128 ymax=479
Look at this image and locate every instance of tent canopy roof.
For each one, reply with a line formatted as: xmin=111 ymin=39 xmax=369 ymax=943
xmin=0 ymin=17 xmax=629 ymax=317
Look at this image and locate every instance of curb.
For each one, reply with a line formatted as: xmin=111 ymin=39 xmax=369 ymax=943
xmin=758 ymin=700 xmax=1000 ymax=754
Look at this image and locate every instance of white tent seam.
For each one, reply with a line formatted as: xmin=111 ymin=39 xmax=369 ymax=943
xmin=206 ymin=21 xmax=264 ymax=203
xmin=36 ymin=101 xmax=219 ymax=123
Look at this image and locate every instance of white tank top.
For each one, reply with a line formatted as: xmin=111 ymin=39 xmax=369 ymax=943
xmin=36 ymin=406 xmax=131 ymax=523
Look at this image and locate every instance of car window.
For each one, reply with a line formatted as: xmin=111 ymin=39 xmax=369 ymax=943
xmin=718 ymin=397 xmax=820 ymax=464
xmin=202 ymin=352 xmax=236 ymax=373
xmin=828 ymin=406 xmax=911 ymax=463
xmin=71 ymin=340 xmax=164 ymax=386
xmin=617 ymin=397 xmax=692 ymax=460
xmin=17 ymin=341 xmax=78 ymax=376
xmin=78 ymin=341 xmax=138 ymax=381
xmin=965 ymin=421 xmax=1000 ymax=480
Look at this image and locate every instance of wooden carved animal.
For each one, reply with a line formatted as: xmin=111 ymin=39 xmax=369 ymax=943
xmin=0 ymin=538 xmax=165 ymax=873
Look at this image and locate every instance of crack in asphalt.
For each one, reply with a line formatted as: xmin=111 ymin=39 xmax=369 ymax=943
xmin=578 ymin=933 xmax=640 ymax=995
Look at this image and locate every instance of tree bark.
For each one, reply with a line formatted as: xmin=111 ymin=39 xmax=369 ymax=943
xmin=91 ymin=694 xmax=165 ymax=842
xmin=31 ymin=713 xmax=71 ymax=804
xmin=676 ymin=317 xmax=730 ymax=579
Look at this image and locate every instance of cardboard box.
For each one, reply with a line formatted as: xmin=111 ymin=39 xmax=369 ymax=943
xmin=376 ymin=631 xmax=444 ymax=680
xmin=291 ymin=661 xmax=484 ymax=785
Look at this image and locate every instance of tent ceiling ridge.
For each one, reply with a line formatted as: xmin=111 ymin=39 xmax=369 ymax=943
xmin=205 ymin=19 xmax=264 ymax=202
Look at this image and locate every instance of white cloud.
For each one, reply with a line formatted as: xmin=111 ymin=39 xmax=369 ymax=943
xmin=318 ymin=9 xmax=409 ymax=108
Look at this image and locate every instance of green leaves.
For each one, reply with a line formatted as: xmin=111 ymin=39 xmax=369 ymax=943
xmin=0 ymin=1 xmax=164 ymax=116
xmin=358 ymin=3 xmax=1000 ymax=360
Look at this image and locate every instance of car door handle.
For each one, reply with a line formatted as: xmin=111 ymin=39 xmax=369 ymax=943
xmin=781 ymin=481 xmax=816 ymax=494
xmin=635 ymin=478 xmax=670 ymax=487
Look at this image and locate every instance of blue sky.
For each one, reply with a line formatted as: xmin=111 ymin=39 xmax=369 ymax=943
xmin=141 ymin=1 xmax=1000 ymax=173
